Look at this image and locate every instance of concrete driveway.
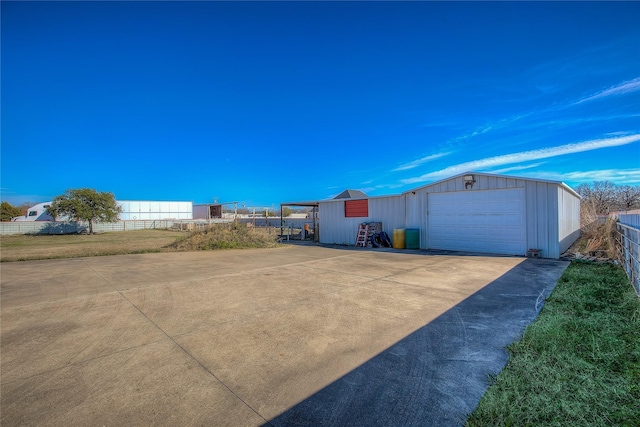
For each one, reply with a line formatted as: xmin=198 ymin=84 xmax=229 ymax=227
xmin=1 ymin=245 xmax=568 ymax=426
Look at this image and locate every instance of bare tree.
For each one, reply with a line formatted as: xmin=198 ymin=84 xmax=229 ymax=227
xmin=577 ymin=181 xmax=640 ymax=217
xmin=614 ymin=185 xmax=640 ymax=211
xmin=576 ymin=181 xmax=618 ymax=215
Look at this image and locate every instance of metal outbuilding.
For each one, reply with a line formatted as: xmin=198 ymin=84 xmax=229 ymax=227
xmin=193 ymin=203 xmax=224 ymax=220
xmin=316 ymin=172 xmax=581 ymax=259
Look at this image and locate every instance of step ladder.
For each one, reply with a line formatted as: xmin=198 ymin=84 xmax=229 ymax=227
xmin=355 ymin=223 xmax=369 ymax=247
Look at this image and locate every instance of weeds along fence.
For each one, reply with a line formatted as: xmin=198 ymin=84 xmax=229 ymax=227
xmin=0 ymin=217 xmax=315 ymax=236
xmin=614 ymin=213 xmax=640 ymax=296
xmin=0 ymin=220 xmax=181 ymax=235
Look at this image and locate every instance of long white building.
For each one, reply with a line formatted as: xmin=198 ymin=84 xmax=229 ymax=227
xmin=12 ymin=200 xmax=193 ymax=221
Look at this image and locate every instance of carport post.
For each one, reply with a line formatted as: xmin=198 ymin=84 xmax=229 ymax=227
xmin=313 ymin=205 xmax=318 ymax=241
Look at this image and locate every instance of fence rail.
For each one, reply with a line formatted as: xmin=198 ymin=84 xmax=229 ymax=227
xmin=0 ymin=217 xmax=317 ymax=236
xmin=616 ymin=212 xmax=640 ymax=228
xmin=616 ymin=222 xmax=640 ymax=296
xmin=0 ymin=220 xmax=180 ymax=235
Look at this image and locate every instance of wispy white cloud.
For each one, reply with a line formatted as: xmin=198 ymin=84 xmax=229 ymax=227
xmin=574 ymin=77 xmax=640 ymax=105
xmin=485 ymin=163 xmax=545 ymax=175
xmin=392 ymin=151 xmax=452 ymax=172
xmin=359 ymin=182 xmax=406 ymax=194
xmin=448 ymin=124 xmax=494 ymax=144
xmin=533 ymin=169 xmax=640 ymax=185
xmin=441 ymin=77 xmax=640 ymax=148
xmin=447 ymin=113 xmax=532 ymax=144
xmin=401 ymin=134 xmax=640 ymax=185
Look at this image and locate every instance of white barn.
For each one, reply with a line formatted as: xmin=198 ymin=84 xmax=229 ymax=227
xmin=317 ymin=172 xmax=581 ymax=259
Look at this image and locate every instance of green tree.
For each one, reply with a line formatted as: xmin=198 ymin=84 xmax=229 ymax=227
xmin=0 ymin=201 xmax=24 ymax=221
xmin=47 ymin=189 xmax=122 ymax=233
xmin=281 ymin=206 xmax=292 ymax=217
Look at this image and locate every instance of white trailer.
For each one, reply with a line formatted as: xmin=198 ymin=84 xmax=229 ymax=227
xmin=11 ymin=202 xmax=56 ymax=221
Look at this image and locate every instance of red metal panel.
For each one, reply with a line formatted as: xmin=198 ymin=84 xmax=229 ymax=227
xmin=345 ymin=200 xmax=368 ymax=217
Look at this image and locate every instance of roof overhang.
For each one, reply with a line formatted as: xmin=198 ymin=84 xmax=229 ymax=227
xmin=279 ymin=201 xmax=320 ymax=207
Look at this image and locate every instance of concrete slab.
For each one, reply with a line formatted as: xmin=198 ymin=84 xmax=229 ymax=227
xmin=0 ymin=246 xmax=568 ymax=426
xmin=269 ymin=257 xmax=569 ymax=426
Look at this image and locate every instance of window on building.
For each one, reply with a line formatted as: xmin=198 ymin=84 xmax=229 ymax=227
xmin=28 ymin=211 xmax=38 ymax=216
xmin=345 ymin=200 xmax=368 ymax=217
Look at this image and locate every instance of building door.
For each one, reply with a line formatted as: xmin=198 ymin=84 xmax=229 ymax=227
xmin=427 ymin=188 xmax=526 ymax=255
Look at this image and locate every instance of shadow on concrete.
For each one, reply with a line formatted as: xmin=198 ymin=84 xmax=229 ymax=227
xmin=265 ymin=257 xmax=569 ymax=427
xmin=281 ymin=240 xmax=527 ymax=259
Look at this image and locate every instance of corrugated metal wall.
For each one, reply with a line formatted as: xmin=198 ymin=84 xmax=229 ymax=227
xmin=558 ymin=185 xmax=581 ymax=256
xmin=523 ymin=180 xmax=555 ymax=258
xmin=319 ymin=196 xmax=405 ymax=245
xmin=405 ymin=191 xmax=427 ymax=249
xmin=320 ymin=173 xmax=581 ymax=258
xmin=617 ymin=212 xmax=640 ymax=228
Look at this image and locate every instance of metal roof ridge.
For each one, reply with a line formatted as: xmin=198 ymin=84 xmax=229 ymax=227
xmin=401 ymin=171 xmax=581 ymax=198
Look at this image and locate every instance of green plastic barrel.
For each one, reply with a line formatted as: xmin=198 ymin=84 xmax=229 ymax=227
xmin=392 ymin=229 xmax=405 ymax=249
xmin=405 ymin=228 xmax=420 ymax=249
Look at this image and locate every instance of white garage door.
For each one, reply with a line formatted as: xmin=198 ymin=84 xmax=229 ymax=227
xmin=428 ymin=188 xmax=526 ymax=255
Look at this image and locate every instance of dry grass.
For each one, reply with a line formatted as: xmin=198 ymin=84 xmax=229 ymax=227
xmin=0 ymin=229 xmax=186 ymax=262
xmin=169 ymin=222 xmax=281 ymax=251
xmin=575 ymin=202 xmax=618 ymax=259
xmin=0 ymin=224 xmax=282 ymax=262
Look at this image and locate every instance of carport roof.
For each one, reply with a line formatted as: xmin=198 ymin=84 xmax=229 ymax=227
xmin=280 ymin=201 xmax=320 ymax=207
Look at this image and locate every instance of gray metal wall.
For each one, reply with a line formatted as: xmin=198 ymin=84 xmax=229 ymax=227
xmin=319 ymin=196 xmax=405 ymax=245
xmin=522 ymin=180 xmax=560 ymax=258
xmin=617 ymin=212 xmax=640 ymax=228
xmin=557 ymin=185 xmax=581 ymax=256
xmin=407 ymin=175 xmax=580 ymax=258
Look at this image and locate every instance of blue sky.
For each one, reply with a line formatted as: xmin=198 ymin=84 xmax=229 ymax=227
xmin=2 ymin=1 xmax=639 ymax=208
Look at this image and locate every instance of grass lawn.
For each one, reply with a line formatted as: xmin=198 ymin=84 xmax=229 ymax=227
xmin=0 ymin=224 xmax=282 ymax=262
xmin=0 ymin=229 xmax=187 ymax=262
xmin=466 ymin=261 xmax=640 ymax=426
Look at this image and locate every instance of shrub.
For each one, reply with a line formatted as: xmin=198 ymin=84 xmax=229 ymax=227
xmin=170 ymin=222 xmax=280 ymax=251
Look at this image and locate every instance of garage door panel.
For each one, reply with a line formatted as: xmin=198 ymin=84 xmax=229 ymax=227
xmin=428 ymin=189 xmax=526 ymax=256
